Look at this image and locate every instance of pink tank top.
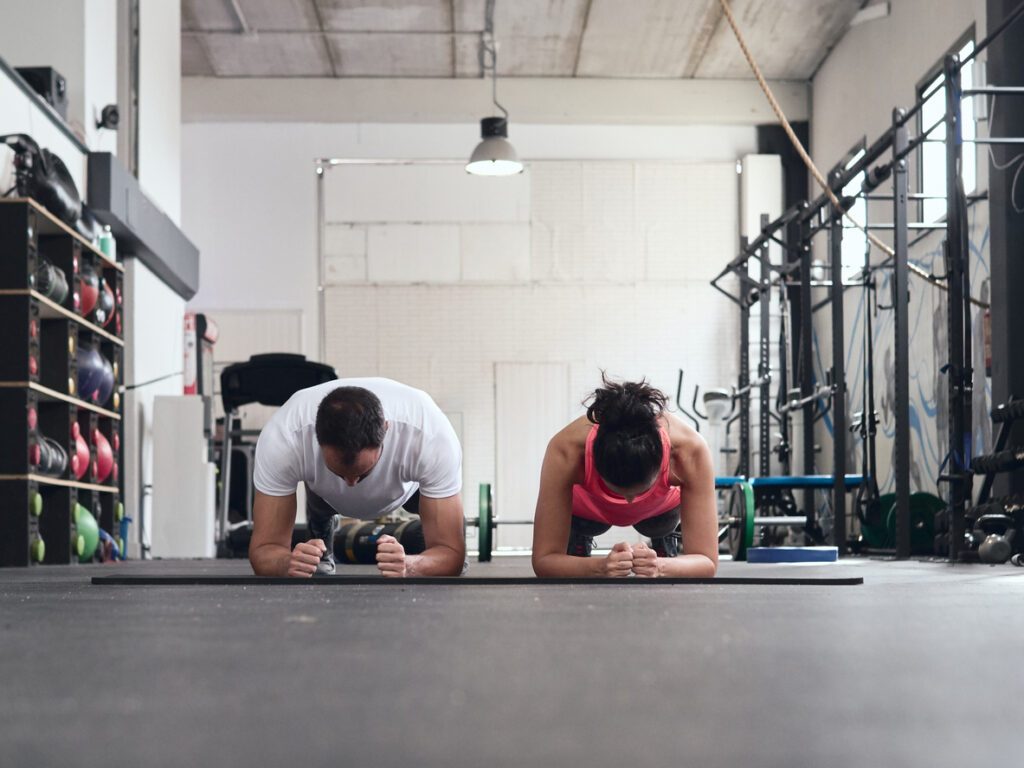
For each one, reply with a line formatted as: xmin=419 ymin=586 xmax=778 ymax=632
xmin=571 ymin=424 xmax=682 ymax=526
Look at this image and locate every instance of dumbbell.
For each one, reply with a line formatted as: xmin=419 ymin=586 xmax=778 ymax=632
xmin=33 ymin=259 xmax=69 ymax=304
xmin=29 ymin=436 xmax=68 ymax=477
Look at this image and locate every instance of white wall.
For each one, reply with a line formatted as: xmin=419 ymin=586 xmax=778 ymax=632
xmin=83 ymin=0 xmax=118 ymax=154
xmin=123 ymin=261 xmax=186 ymax=554
xmin=184 ymin=121 xmax=757 ymax=362
xmin=137 ymin=0 xmax=181 ymax=223
xmin=182 ymin=120 xmax=756 ymax=546
xmin=810 ymin=0 xmax=991 ymax=523
xmin=121 ymin=0 xmax=186 ymax=556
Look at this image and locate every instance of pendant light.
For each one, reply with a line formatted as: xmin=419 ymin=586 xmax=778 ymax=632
xmin=466 ymin=0 xmax=523 ymax=176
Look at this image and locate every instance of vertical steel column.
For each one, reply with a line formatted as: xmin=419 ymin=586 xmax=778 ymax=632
xmin=738 ymin=237 xmax=751 ymax=477
xmin=892 ymin=109 xmax=913 ymax=559
xmin=759 ymin=214 xmax=772 ymax=478
xmin=828 ymin=190 xmax=847 ymax=553
xmin=944 ymin=54 xmax=973 ymax=560
xmin=796 ymin=217 xmax=816 ymax=525
xmin=316 ymin=164 xmax=327 ymax=363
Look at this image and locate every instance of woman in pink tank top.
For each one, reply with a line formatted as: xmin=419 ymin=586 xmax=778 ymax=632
xmin=532 ymin=375 xmax=718 ymax=578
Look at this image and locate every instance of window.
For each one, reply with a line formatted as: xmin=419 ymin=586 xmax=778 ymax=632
xmin=919 ymin=37 xmax=976 ymax=223
xmin=839 ymin=146 xmax=868 ymax=285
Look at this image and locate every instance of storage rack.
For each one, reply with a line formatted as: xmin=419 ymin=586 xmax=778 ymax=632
xmin=0 ymin=198 xmax=125 ymax=566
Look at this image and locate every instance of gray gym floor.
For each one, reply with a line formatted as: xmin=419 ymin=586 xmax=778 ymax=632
xmin=2 ymin=557 xmax=1022 ymax=767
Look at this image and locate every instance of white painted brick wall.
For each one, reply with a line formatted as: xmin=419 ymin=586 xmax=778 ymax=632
xmin=324 ymin=164 xmax=530 ymax=224
xmin=322 ymin=160 xmax=741 ymax=549
xmin=460 ymin=224 xmax=531 ymax=282
xmin=367 ymin=224 xmax=461 ymax=283
xmin=323 ymin=224 xmax=367 ymax=283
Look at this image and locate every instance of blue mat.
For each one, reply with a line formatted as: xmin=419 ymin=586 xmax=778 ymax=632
xmin=746 ymin=546 xmax=839 ymax=563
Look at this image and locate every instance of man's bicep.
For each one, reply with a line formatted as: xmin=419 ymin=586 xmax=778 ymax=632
xmin=415 ymin=431 xmax=463 ymax=498
xmin=253 ymin=422 xmax=302 ymax=496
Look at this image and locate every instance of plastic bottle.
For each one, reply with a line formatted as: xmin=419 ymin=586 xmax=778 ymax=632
xmin=99 ymin=225 xmax=117 ymax=261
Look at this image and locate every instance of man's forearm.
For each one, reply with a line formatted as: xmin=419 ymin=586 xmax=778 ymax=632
xmin=405 ymin=544 xmax=465 ymax=576
xmin=250 ymin=544 xmax=293 ymax=577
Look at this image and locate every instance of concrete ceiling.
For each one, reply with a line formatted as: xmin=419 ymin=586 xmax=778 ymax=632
xmin=182 ymin=0 xmax=865 ymax=80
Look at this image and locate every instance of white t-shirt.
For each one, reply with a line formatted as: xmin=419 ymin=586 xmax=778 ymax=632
xmin=253 ymin=378 xmax=462 ymax=519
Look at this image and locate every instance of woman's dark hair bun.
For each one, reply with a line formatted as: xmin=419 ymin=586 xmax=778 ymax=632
xmin=584 ymin=373 xmax=667 ymax=430
xmin=584 ymin=374 xmax=668 ymax=488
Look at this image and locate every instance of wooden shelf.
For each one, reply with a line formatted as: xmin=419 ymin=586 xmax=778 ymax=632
xmin=0 ymin=474 xmax=119 ymax=493
xmin=0 ymin=381 xmax=121 ymax=420
xmin=0 ymin=198 xmax=123 ymax=273
xmin=0 ymin=289 xmax=124 ymax=346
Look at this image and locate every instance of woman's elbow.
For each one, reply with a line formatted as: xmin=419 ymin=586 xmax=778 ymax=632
xmin=703 ymin=554 xmax=719 ymax=578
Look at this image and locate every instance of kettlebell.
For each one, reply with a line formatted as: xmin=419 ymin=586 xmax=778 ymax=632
xmin=975 ymin=513 xmax=1016 ymax=564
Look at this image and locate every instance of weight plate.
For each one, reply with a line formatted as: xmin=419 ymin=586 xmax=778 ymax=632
xmin=478 ymin=484 xmax=493 ymax=563
xmin=727 ymin=482 xmax=755 ymax=561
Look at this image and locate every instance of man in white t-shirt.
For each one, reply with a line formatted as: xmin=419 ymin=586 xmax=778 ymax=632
xmin=249 ymin=378 xmax=465 ymax=577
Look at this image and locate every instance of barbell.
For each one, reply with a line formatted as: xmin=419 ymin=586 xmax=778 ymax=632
xmin=719 ymin=481 xmax=809 ymax=561
xmin=466 ymin=482 xmax=809 ymax=563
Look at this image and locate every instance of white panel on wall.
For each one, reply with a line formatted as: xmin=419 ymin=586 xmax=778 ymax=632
xmin=324 ymin=164 xmax=530 ymax=225
xmin=495 ymin=363 xmax=571 ymax=550
xmin=367 ymin=224 xmax=460 ymax=283
xmin=460 ymin=224 xmax=531 ymax=282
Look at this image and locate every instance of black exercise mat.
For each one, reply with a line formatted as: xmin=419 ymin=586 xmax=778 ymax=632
xmin=92 ymin=575 xmax=863 ymax=586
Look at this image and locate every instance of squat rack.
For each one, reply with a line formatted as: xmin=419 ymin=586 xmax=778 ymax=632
xmin=709 ymin=7 xmax=1024 ymax=557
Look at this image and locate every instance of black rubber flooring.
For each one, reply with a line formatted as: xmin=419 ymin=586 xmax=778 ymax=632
xmin=2 ymin=556 xmax=1023 ymax=767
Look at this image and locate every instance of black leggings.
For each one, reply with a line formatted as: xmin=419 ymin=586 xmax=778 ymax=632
xmin=570 ymin=505 xmax=681 ymax=540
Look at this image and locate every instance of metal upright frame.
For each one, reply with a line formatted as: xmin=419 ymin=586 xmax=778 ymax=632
xmin=758 ymin=215 xmax=773 ymax=479
xmin=943 ymin=54 xmax=975 ymax=560
xmin=891 ymin=109 xmax=913 ymax=558
xmin=827 ymin=190 xmax=848 ymax=553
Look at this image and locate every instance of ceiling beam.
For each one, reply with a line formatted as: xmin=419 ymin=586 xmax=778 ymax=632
xmin=310 ymin=1 xmax=339 ymax=77
xmin=573 ymin=0 xmax=594 ymax=77
xmin=182 ymin=76 xmax=809 ymax=125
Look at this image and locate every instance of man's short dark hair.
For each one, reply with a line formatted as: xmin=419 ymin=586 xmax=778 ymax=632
xmin=315 ymin=387 xmax=386 ymax=464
